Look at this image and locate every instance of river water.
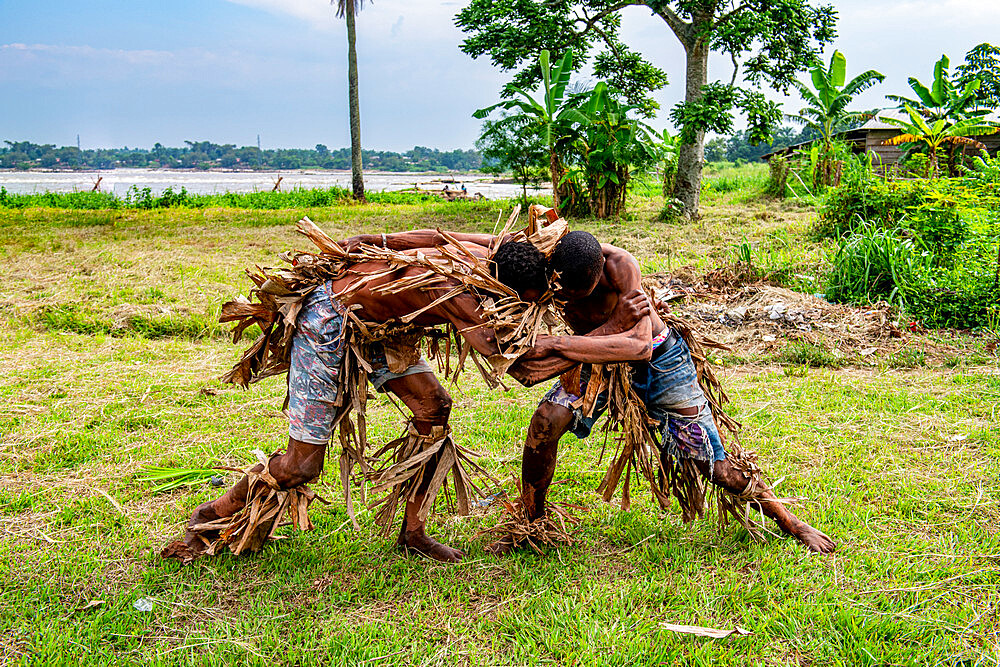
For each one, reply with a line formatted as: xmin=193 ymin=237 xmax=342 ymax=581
xmin=0 ymin=169 xmax=543 ymax=200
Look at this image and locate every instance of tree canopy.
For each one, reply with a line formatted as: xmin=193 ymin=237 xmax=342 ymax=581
xmin=456 ymin=0 xmax=838 ymax=217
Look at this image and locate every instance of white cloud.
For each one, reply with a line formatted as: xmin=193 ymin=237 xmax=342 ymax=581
xmin=846 ymin=0 xmax=1000 ymax=24
xmin=390 ymin=15 xmax=404 ymax=39
xmin=224 ymin=0 xmax=336 ymax=29
xmin=1 ymin=43 xmax=176 ymax=65
xmin=0 ymin=42 xmax=328 ymax=87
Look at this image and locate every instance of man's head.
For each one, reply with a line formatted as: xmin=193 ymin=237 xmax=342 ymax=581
xmin=551 ymin=231 xmax=604 ymax=299
xmin=493 ymin=241 xmax=549 ymax=301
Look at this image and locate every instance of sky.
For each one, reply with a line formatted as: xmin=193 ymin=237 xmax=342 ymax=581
xmin=3 ymin=0 xmax=1000 ymax=152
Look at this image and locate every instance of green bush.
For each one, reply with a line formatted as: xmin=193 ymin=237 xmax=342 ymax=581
xmin=0 ymin=187 xmax=123 ymax=210
xmin=825 ymin=216 xmax=1000 ymax=329
xmin=825 ymin=221 xmax=930 ymax=307
xmin=0 ymin=185 xmax=458 ymax=210
xmin=815 ymin=176 xmax=927 ymax=239
xmin=902 ymin=247 xmax=999 ymax=329
xmin=902 ymin=204 xmax=967 ymax=260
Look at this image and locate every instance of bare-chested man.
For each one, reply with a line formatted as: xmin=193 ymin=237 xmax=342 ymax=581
xmin=163 ymin=236 xmax=650 ymax=563
xmin=363 ymin=228 xmax=835 ymax=554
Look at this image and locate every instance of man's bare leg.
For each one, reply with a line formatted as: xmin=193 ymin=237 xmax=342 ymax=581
xmin=694 ymin=456 xmax=835 ymax=553
xmin=672 ymin=403 xmax=835 ymax=554
xmin=381 ymin=372 xmax=464 ymax=563
xmin=487 ymin=402 xmax=573 ymax=555
xmin=171 ymin=438 xmax=327 ymax=558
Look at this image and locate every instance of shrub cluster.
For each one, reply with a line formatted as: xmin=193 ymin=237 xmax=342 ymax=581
xmin=819 ymin=155 xmax=1000 ymax=329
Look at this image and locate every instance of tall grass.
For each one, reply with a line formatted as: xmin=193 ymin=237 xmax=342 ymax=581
xmin=825 ymin=221 xmax=929 ymax=308
xmin=702 ymin=163 xmax=768 ymax=194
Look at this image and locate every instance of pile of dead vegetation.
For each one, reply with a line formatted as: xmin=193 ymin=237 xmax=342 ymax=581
xmin=644 ymin=268 xmax=965 ymax=366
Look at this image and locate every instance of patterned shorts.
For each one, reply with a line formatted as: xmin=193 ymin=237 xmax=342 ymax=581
xmin=541 ymin=329 xmax=727 ymax=463
xmin=286 ymin=281 xmax=433 ymax=445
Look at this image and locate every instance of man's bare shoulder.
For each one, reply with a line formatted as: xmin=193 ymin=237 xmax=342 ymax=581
xmin=600 ymin=244 xmax=641 ymax=291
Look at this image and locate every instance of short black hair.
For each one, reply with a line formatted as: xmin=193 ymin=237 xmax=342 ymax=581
xmin=551 ymin=231 xmax=603 ymax=292
xmin=493 ymin=241 xmax=549 ymax=297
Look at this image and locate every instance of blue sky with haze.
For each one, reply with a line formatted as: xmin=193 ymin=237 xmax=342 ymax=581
xmin=3 ymin=0 xmax=1000 ymax=151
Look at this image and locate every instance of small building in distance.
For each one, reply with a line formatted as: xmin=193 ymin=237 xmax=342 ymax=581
xmin=759 ymin=110 xmax=1000 ymax=170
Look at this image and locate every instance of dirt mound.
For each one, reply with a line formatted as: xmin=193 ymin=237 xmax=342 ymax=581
xmin=643 ymin=271 xmax=953 ymax=363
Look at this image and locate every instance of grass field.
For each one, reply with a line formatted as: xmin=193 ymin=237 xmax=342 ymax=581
xmin=1 ymin=187 xmax=998 ymax=665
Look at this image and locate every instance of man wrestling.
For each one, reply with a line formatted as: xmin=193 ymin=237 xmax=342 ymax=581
xmin=162 ymin=231 xmax=651 ymax=563
xmin=360 ymin=226 xmax=836 ymax=554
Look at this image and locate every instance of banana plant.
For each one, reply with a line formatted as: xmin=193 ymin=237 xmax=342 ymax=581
xmin=567 ymin=85 xmax=658 ymax=218
xmin=787 ymin=50 xmax=885 ymax=153
xmin=650 ymin=129 xmax=680 ymax=197
xmin=474 ymin=50 xmax=589 ymax=210
xmin=880 ymin=103 xmax=998 ymax=176
xmin=887 ymin=54 xmax=986 ymax=123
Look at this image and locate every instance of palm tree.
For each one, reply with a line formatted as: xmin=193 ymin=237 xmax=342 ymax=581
xmin=887 ymin=54 xmax=985 ymax=124
xmin=787 ymin=50 xmax=885 ymax=154
xmin=335 ymin=0 xmax=365 ymax=201
xmin=880 ymin=104 xmax=998 ymax=176
xmin=474 ymin=50 xmax=589 ymax=212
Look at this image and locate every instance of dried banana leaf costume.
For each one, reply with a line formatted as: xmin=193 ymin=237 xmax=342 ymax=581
xmin=203 ymin=211 xmax=566 ymax=555
xmin=209 ymin=211 xmax=762 ymax=556
xmin=558 ymin=305 xmax=767 ymax=539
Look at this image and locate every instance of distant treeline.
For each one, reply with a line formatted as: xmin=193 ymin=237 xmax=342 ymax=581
xmin=0 ymin=141 xmax=483 ymax=172
xmin=705 ymin=126 xmax=822 ymax=163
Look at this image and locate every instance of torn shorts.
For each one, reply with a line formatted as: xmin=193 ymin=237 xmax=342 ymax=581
xmin=541 ymin=328 xmax=727 ymax=464
xmin=286 ymin=280 xmax=433 ymax=445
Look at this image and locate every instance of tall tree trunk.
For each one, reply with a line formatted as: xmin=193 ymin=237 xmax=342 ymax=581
xmin=346 ymin=1 xmax=365 ymax=201
xmin=673 ymin=35 xmax=709 ymax=219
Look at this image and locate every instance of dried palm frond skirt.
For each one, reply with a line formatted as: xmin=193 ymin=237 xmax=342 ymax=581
xmin=204 ymin=208 xmax=567 ymax=550
xmin=581 ymin=306 xmax=770 ymax=540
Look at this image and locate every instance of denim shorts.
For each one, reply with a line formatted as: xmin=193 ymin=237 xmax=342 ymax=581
xmin=541 ymin=329 xmax=727 ymax=463
xmin=286 ymin=281 xmax=433 ymax=445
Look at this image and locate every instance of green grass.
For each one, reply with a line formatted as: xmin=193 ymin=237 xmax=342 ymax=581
xmin=774 ymin=341 xmax=843 ymax=368
xmin=0 ymin=185 xmax=449 ymax=210
xmin=1 ymin=187 xmax=999 ymax=665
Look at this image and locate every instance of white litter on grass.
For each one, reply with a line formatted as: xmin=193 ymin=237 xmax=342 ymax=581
xmin=133 ymin=598 xmax=154 ymax=612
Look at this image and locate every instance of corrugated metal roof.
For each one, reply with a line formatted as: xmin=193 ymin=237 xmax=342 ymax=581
xmin=759 ymin=109 xmax=1000 ymax=159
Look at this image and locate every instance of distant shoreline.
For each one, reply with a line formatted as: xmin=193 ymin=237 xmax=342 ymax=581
xmin=0 ymin=167 xmax=491 ymax=177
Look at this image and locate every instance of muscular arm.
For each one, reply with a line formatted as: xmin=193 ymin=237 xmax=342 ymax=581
xmin=343 ymin=229 xmax=500 ymax=252
xmin=430 ymin=290 xmax=564 ymax=387
xmin=536 ymin=247 xmax=655 ymax=365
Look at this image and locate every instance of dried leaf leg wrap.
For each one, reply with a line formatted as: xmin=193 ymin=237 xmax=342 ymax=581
xmin=187 ymin=451 xmax=329 ymax=557
xmin=367 ymin=422 xmax=497 ymax=534
xmin=596 ymin=305 xmax=778 ymax=541
xmin=711 ymin=443 xmax=769 ymax=540
xmin=597 ymin=364 xmax=673 ymax=513
xmin=479 ymin=482 xmax=582 ymax=554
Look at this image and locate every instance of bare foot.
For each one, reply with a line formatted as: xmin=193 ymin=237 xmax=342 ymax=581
xmin=398 ymin=530 xmax=464 ymax=563
xmin=161 ymin=540 xmax=202 ymax=564
xmin=485 ymin=534 xmax=516 ymax=556
xmin=793 ymin=522 xmax=836 ymax=554
xmin=161 ymin=502 xmax=219 ymax=564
